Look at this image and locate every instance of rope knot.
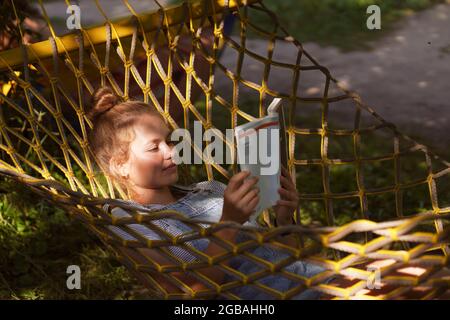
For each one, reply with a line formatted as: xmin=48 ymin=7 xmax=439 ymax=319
xmin=181 ymin=100 xmax=190 ymax=109
xmin=100 ymin=66 xmax=109 ymax=74
xmin=185 ymin=66 xmax=194 ymax=74
xmin=163 ymin=77 xmax=172 ymax=85
xmin=213 ymin=28 xmax=223 ymax=38
xmin=80 ymin=140 xmax=89 ymax=149
xmin=124 ymin=60 xmax=133 ymax=68
xmin=53 ymin=111 xmax=62 ymax=119
xmin=142 ymin=86 xmax=151 ymax=94
xmin=75 ymin=70 xmax=84 ymax=78
xmin=59 ymin=142 xmax=69 ymax=150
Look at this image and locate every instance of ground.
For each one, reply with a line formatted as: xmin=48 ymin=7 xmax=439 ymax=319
xmin=304 ymin=3 xmax=450 ymax=154
xmin=216 ymin=2 xmax=450 ymax=156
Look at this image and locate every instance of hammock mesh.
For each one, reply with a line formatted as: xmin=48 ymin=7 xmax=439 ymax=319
xmin=0 ymin=0 xmax=449 ymax=299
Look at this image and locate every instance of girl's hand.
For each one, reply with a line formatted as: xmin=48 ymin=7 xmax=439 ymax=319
xmin=221 ymin=171 xmax=260 ymax=224
xmin=274 ymin=166 xmax=299 ymax=226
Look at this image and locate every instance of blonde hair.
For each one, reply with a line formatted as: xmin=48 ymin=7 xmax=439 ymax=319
xmin=86 ymin=86 xmax=167 ymax=188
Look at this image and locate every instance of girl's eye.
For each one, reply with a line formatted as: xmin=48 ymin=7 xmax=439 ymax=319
xmin=147 ymin=146 xmax=158 ymax=152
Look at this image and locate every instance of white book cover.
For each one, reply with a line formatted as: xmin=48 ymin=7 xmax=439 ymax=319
xmin=234 ymin=98 xmax=285 ymax=223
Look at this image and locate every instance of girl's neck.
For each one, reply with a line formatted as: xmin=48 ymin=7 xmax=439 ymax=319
xmin=129 ymin=185 xmax=177 ymax=206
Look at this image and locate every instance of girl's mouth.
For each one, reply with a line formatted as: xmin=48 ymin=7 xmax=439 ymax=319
xmin=163 ymin=163 xmax=177 ymax=171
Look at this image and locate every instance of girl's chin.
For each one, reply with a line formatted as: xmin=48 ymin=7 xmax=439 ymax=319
xmin=164 ymin=168 xmax=179 ymax=181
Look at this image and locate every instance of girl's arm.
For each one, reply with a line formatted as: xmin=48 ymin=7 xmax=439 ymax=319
xmin=136 ymin=171 xmax=260 ymax=296
xmin=176 ymin=170 xmax=260 ymax=294
xmin=150 ymin=169 xmax=300 ymax=296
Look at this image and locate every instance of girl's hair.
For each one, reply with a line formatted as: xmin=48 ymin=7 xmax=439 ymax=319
xmin=86 ymin=86 xmax=167 ymax=187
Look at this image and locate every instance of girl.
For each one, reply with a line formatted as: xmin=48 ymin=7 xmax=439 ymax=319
xmin=87 ymin=86 xmax=330 ymax=299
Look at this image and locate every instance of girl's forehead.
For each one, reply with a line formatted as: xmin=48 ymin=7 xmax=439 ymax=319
xmin=133 ymin=114 xmax=169 ymax=141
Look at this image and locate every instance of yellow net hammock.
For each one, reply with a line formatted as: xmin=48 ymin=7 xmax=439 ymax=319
xmin=0 ymin=0 xmax=449 ymax=300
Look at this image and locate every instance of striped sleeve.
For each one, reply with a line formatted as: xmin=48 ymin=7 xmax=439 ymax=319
xmin=103 ymin=203 xmax=205 ymax=263
xmin=195 ymin=180 xmax=227 ymax=196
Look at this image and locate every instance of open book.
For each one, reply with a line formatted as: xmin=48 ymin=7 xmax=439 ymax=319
xmin=234 ymin=98 xmax=288 ymax=224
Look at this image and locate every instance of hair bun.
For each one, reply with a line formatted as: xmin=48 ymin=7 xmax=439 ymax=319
xmin=88 ymin=86 xmax=119 ymax=121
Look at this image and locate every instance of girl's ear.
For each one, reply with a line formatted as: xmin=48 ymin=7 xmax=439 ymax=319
xmin=109 ymin=157 xmax=130 ymax=179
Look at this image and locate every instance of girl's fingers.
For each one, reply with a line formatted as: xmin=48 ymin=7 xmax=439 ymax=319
xmin=280 ymin=175 xmax=296 ymax=191
xmin=228 ymin=170 xmax=251 ymax=190
xmin=246 ymin=195 xmax=260 ymax=212
xmin=276 ymin=199 xmax=298 ymax=208
xmin=281 ymin=166 xmax=293 ymax=180
xmin=236 ymin=176 xmax=259 ymax=198
xmin=241 ymin=187 xmax=260 ymax=204
xmin=278 ymin=187 xmax=298 ymax=201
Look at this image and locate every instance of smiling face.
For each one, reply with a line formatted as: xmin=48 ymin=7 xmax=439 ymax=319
xmin=118 ymin=113 xmax=178 ymax=190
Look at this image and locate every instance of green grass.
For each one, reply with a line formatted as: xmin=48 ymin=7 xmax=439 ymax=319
xmin=0 ymin=180 xmax=148 ymax=299
xmin=246 ymin=0 xmax=446 ymax=51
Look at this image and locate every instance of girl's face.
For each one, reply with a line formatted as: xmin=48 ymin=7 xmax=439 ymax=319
xmin=122 ymin=113 xmax=178 ymax=189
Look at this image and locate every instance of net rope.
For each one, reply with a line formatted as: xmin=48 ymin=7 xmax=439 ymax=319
xmin=0 ymin=0 xmax=449 ymax=299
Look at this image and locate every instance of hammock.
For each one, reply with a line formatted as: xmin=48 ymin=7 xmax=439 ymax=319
xmin=0 ymin=0 xmax=449 ymax=300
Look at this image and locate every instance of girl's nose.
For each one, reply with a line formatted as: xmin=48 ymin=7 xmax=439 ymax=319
xmin=161 ymin=142 xmax=173 ymax=160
